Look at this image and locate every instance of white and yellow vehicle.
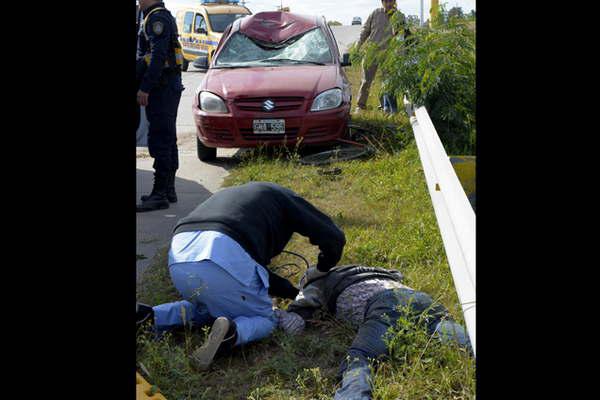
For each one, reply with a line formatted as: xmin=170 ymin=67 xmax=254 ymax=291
xmin=176 ymin=0 xmax=252 ymax=71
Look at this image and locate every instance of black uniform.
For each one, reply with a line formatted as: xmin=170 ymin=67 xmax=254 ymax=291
xmin=137 ymin=2 xmax=184 ymax=210
xmin=173 ymin=182 xmax=347 ymax=299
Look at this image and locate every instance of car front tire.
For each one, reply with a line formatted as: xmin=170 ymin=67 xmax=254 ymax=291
xmin=197 ymin=137 xmax=217 ymax=161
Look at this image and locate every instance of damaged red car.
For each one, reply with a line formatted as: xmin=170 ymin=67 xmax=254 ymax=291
xmin=192 ymin=11 xmax=352 ymax=161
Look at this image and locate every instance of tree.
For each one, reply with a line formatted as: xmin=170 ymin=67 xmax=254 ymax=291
xmin=406 ymin=15 xmax=421 ymax=26
xmin=448 ymin=6 xmax=464 ymax=19
xmin=377 ymin=15 xmax=476 ymax=154
xmin=328 ymin=20 xmax=342 ymax=26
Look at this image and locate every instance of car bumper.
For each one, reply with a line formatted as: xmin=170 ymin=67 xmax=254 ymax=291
xmin=193 ymin=103 xmax=350 ymax=148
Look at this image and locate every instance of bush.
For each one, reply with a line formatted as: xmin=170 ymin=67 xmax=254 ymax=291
xmin=352 ymin=14 xmax=476 ymax=155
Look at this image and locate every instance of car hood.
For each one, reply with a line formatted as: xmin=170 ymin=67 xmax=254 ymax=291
xmin=202 ymin=65 xmax=339 ymax=99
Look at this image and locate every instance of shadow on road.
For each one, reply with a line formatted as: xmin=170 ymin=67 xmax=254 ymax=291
xmin=136 ymin=168 xmax=214 ymax=211
xmin=136 ymin=168 xmax=215 ymax=279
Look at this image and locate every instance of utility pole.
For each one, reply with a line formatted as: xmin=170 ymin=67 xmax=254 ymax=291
xmin=420 ymin=0 xmax=424 ymax=26
xmin=430 ymin=0 xmax=439 ymax=27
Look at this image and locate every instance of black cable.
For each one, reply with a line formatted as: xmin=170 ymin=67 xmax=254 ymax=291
xmin=281 ymin=250 xmax=310 ymax=270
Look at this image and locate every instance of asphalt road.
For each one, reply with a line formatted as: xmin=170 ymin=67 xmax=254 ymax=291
xmin=136 ymin=26 xmax=362 ymax=281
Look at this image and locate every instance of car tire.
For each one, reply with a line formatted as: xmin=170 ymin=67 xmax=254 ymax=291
xmin=182 ymin=59 xmax=189 ymax=72
xmin=197 ymin=137 xmax=217 ymax=161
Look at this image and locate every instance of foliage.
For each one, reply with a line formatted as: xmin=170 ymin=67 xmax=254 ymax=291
xmin=327 ymin=20 xmax=342 ymax=26
xmin=406 ymin=15 xmax=421 ymax=27
xmin=447 ymin=6 xmax=465 ymax=20
xmin=350 ymin=8 xmax=476 ymax=155
xmin=383 ymin=14 xmax=475 ymax=154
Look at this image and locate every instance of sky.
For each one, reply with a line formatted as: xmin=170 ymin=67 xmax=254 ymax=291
xmin=163 ymin=0 xmax=476 ymax=27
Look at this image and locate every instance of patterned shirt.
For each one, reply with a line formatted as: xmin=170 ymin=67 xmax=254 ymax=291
xmin=336 ymin=279 xmax=408 ymax=327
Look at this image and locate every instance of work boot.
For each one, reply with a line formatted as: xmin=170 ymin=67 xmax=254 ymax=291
xmin=137 ymin=192 xmax=169 ymax=212
xmin=141 ymin=171 xmax=177 ymax=203
xmin=190 ymin=317 xmax=237 ymax=371
xmin=137 ymin=172 xmax=169 ymax=212
xmin=166 ymin=170 xmax=178 ymax=203
xmin=136 ymin=303 xmax=154 ymax=328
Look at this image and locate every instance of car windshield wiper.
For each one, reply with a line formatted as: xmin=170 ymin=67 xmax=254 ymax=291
xmin=259 ymin=58 xmax=326 ymax=65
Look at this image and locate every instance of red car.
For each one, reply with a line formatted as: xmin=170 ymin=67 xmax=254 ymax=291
xmin=192 ymin=11 xmax=352 ymax=161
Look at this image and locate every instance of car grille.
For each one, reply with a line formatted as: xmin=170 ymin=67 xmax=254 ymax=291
xmin=240 ymin=127 xmax=300 ymax=141
xmin=234 ymin=97 xmax=305 ymax=112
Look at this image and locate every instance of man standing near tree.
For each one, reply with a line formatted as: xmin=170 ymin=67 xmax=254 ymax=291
xmin=355 ymin=0 xmax=406 ymax=113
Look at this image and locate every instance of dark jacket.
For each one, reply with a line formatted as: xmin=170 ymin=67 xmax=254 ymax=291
xmin=137 ymin=2 xmax=180 ymax=92
xmin=173 ymin=182 xmax=346 ymax=299
xmin=287 ymin=264 xmax=405 ymax=319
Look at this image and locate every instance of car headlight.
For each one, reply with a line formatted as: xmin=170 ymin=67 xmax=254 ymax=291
xmin=199 ymin=91 xmax=228 ymax=113
xmin=310 ymin=88 xmax=343 ymax=112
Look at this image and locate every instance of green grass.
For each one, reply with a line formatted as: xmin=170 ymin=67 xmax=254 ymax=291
xmin=136 ymin=64 xmax=475 ymax=399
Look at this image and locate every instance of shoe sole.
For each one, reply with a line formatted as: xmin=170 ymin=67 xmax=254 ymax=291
xmin=136 ymin=203 xmax=170 ymax=212
xmin=140 ymin=196 xmax=177 ymax=203
xmin=190 ymin=317 xmax=230 ymax=371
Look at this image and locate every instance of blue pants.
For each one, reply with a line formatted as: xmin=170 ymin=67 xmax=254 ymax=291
xmin=152 ymin=261 xmax=277 ymax=346
xmin=380 ymin=94 xmax=398 ymax=114
xmin=334 ymin=289 xmax=472 ymax=400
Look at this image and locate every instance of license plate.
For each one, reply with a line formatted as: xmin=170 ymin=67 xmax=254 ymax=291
xmin=253 ymin=119 xmax=285 ymax=134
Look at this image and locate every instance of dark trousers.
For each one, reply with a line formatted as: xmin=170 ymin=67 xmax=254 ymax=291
xmin=334 ymin=288 xmax=471 ymax=400
xmin=146 ymin=73 xmax=183 ymax=180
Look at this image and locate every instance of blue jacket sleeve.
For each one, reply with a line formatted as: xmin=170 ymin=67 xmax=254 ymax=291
xmin=139 ymin=14 xmax=171 ymax=93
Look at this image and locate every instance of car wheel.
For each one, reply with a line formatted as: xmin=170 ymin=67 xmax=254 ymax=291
xmin=182 ymin=59 xmax=189 ymax=72
xmin=197 ymin=137 xmax=217 ymax=161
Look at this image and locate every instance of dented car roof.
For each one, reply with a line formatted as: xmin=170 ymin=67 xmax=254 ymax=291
xmin=238 ymin=11 xmax=320 ymax=44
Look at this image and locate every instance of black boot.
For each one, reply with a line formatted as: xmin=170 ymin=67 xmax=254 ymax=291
xmin=166 ymin=170 xmax=178 ymax=203
xmin=137 ymin=172 xmax=169 ymax=212
xmin=141 ymin=170 xmax=177 ymax=203
xmin=136 ymin=302 xmax=154 ymax=327
xmin=190 ymin=317 xmax=237 ymax=371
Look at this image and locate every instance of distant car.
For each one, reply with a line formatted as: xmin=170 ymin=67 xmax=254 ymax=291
xmin=192 ymin=11 xmax=353 ymax=161
xmin=352 ymin=16 xmax=362 ymax=25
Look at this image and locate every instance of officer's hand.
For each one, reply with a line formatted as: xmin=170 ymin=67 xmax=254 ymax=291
xmin=137 ymin=90 xmax=149 ymax=107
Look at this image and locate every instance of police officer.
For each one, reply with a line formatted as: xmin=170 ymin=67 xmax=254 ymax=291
xmin=137 ymin=0 xmax=184 ymax=212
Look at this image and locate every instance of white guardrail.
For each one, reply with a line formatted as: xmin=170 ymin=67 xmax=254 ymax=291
xmin=404 ymin=99 xmax=476 ymax=356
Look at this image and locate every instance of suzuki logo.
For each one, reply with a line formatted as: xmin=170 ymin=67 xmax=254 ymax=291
xmin=263 ymin=100 xmax=276 ymax=111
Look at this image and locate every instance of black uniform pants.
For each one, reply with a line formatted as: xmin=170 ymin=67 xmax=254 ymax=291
xmin=146 ymin=72 xmax=183 ymax=180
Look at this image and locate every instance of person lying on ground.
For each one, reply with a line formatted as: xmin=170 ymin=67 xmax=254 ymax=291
xmin=136 ymin=181 xmax=346 ymax=370
xmin=277 ymin=264 xmax=472 ymax=400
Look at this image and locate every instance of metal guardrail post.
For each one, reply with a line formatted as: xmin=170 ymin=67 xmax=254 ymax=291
xmin=405 ymin=99 xmax=476 ymax=355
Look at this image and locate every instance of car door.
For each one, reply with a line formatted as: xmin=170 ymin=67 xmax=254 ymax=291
xmin=193 ymin=12 xmax=210 ymax=58
xmin=179 ymin=10 xmax=197 ymax=61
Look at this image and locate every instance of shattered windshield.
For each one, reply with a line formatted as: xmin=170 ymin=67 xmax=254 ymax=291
xmin=215 ymin=28 xmax=333 ymax=68
xmin=208 ymin=14 xmax=248 ymax=33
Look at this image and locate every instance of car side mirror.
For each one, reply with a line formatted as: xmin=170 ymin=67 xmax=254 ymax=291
xmin=341 ymin=53 xmax=351 ymax=67
xmin=193 ymin=55 xmax=209 ymax=70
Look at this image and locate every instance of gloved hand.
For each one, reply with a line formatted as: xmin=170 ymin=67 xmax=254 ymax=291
xmin=274 ymin=309 xmax=305 ymax=335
